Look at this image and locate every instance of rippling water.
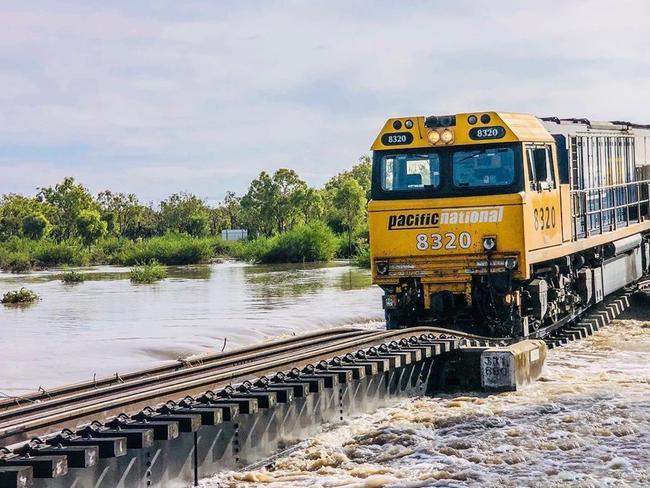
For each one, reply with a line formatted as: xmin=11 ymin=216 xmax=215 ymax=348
xmin=0 ymin=261 xmax=382 ymax=394
xmin=207 ymin=312 xmax=650 ymax=487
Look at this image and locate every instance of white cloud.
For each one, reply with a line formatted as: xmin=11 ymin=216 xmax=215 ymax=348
xmin=0 ymin=0 xmax=648 ymax=201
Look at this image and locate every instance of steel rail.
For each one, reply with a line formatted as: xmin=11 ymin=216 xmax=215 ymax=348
xmin=0 ymin=328 xmax=375 ymax=423
xmin=0 ymin=327 xmax=456 ymax=445
xmin=0 ymin=327 xmax=373 ymax=412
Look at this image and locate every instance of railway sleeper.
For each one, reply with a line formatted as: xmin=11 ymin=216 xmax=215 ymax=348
xmin=0 ymin=452 xmax=66 ymax=479
xmin=105 ymin=414 xmax=179 ymax=441
xmin=132 ymin=407 xmax=201 ymax=433
xmin=217 ymin=387 xmax=277 ymax=410
xmin=76 ymin=422 xmax=154 ymax=450
xmin=236 ymin=380 xmax=295 ymax=404
xmin=297 ymin=365 xmax=341 ymax=389
xmin=15 ymin=440 xmax=98 ymax=469
xmin=0 ymin=465 xmax=33 ymax=488
xmin=195 ymin=391 xmax=258 ymax=415
xmin=47 ymin=430 xmax=127 ymax=459
xmin=156 ymin=401 xmax=223 ymax=426
xmin=178 ymin=396 xmax=238 ymax=422
xmin=273 ymin=370 xmax=320 ymax=396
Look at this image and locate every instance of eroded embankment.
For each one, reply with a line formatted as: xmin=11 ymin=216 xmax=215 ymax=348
xmin=206 ymin=314 xmax=650 ymax=488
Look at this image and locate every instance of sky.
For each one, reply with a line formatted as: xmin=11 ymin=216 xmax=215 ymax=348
xmin=0 ymin=0 xmax=649 ymax=204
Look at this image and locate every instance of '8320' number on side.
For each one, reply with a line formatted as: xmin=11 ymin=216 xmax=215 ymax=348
xmin=416 ymin=232 xmax=471 ymax=251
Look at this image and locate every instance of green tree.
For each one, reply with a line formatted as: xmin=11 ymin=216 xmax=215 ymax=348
xmin=208 ymin=207 xmax=228 ymax=236
xmin=97 ymin=190 xmax=140 ymax=237
xmin=22 ymin=213 xmax=50 ymax=240
xmin=222 ymin=191 xmax=241 ymax=229
xmin=332 ymin=176 xmax=366 ymax=256
xmin=241 ymin=169 xmax=307 ymax=236
xmin=0 ymin=194 xmax=53 ymax=240
xmin=159 ymin=193 xmax=210 ymax=235
xmin=294 ymin=187 xmax=324 ymax=223
xmin=76 ymin=209 xmax=107 ymax=246
xmin=37 ymin=177 xmax=97 ymax=241
xmin=187 ymin=213 xmax=210 ymax=237
xmin=240 ymin=171 xmax=278 ymax=237
xmin=124 ymin=204 xmax=159 ymax=239
xmin=326 ymin=155 xmax=372 ymax=201
xmin=273 ymin=169 xmax=307 ymax=233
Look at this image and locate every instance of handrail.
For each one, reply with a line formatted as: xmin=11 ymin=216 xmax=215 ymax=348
xmin=569 ymin=179 xmax=650 ymax=193
xmin=568 ymin=179 xmax=650 ymax=239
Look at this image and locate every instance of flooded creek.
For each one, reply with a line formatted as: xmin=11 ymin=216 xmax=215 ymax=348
xmin=207 ymin=312 xmax=650 ymax=487
xmin=0 ymin=261 xmax=381 ymax=395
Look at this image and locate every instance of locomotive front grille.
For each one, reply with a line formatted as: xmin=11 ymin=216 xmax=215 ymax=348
xmin=374 ymin=253 xmax=520 ymax=283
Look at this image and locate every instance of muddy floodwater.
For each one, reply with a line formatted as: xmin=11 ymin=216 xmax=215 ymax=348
xmin=0 ymin=261 xmax=382 ymax=395
xmin=207 ymin=313 xmax=650 ymax=488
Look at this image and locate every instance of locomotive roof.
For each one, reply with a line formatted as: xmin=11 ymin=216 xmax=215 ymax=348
xmin=540 ymin=117 xmax=650 ymax=136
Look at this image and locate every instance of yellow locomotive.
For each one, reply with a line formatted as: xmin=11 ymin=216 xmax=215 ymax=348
xmin=368 ymin=112 xmax=650 ymax=337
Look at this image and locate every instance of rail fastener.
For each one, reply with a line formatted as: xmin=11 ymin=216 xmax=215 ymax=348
xmin=195 ymin=391 xmax=258 ymax=416
xmin=76 ymin=423 xmax=155 ymax=450
xmin=15 ymin=440 xmax=98 ymax=469
xmin=105 ymin=414 xmax=179 ymax=441
xmin=47 ymin=430 xmax=127 ymax=459
xmin=132 ymin=407 xmax=202 ymax=433
xmin=157 ymin=400 xmax=224 ymax=426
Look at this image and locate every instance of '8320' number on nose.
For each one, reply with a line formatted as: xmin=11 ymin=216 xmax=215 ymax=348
xmin=416 ymin=232 xmax=471 ymax=251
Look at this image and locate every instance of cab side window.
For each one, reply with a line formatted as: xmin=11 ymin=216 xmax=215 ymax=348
xmin=526 ymin=145 xmax=556 ymax=190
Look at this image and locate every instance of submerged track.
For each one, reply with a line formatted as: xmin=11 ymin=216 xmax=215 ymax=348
xmin=0 ymin=286 xmax=639 ymax=486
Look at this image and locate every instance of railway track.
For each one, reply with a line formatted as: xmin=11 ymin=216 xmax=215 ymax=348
xmin=0 ymin=326 xmax=462 ymax=447
xmin=0 ymin=327 xmax=374 ymax=412
xmin=0 ymin=289 xmax=639 ymax=487
xmin=0 ymin=289 xmax=636 ymax=447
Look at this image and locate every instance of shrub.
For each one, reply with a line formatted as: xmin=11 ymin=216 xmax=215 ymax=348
xmin=130 ymin=260 xmax=168 ymax=284
xmin=353 ymin=244 xmax=370 ymax=268
xmin=2 ymin=287 xmax=40 ymax=305
xmin=210 ymin=237 xmax=240 ymax=257
xmin=2 ymin=252 xmax=32 ymax=273
xmin=119 ymin=234 xmax=212 ymax=266
xmin=90 ymin=236 xmax=133 ymax=264
xmin=33 ymin=240 xmax=88 ymax=267
xmin=60 ymin=270 xmax=85 ymax=284
xmin=253 ymin=222 xmax=338 ymax=264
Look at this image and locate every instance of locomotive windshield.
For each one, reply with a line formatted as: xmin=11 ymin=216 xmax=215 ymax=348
xmin=372 ymin=143 xmax=523 ymax=199
xmin=381 ymin=153 xmax=440 ymax=192
xmin=452 ymin=147 xmax=515 ymax=188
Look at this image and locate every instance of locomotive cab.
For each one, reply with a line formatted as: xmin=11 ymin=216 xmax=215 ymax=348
xmin=369 ymin=112 xmax=650 ymax=337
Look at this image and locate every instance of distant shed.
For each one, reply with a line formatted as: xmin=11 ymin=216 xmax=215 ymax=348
xmin=221 ymin=229 xmax=248 ymax=241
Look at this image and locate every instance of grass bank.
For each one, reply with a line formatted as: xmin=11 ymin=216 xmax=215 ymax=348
xmin=0 ymin=224 xmax=367 ymax=272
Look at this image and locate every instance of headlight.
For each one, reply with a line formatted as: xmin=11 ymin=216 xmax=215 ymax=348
xmin=427 ymin=131 xmax=441 ymax=145
xmin=483 ymin=237 xmax=496 ymax=252
xmin=404 ymin=119 xmax=414 ymax=129
xmin=441 ymin=129 xmax=454 ymax=144
xmin=504 ymin=257 xmax=517 ymax=270
xmin=376 ymin=260 xmax=389 ymax=275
